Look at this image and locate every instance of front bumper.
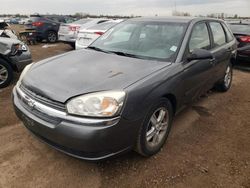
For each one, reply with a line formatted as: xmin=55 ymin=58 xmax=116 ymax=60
xmin=10 ymin=51 xmax=32 ymax=72
xmin=12 ymin=86 xmax=140 ymax=160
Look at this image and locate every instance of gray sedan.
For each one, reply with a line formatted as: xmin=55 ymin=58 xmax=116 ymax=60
xmin=13 ymin=17 xmax=237 ymax=160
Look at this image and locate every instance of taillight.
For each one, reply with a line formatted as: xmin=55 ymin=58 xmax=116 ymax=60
xmin=32 ymin=22 xmax=44 ymax=27
xmin=240 ymin=36 xmax=250 ymax=43
xmin=69 ymin=26 xmax=80 ymax=32
xmin=94 ymin=31 xmax=104 ymax=35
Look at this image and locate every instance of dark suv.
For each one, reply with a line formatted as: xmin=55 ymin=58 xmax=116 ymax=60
xmin=25 ymin=15 xmax=67 ymax=43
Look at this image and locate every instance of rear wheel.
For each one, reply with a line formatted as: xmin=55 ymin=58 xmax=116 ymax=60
xmin=135 ymin=98 xmax=173 ymax=157
xmin=215 ymin=64 xmax=233 ymax=92
xmin=0 ymin=59 xmax=13 ymax=88
xmin=69 ymin=43 xmax=75 ymax=49
xmin=47 ymin=31 xmax=57 ymax=43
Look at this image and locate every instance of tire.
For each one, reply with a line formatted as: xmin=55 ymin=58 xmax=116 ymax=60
xmin=135 ymin=98 xmax=174 ymax=157
xmin=215 ymin=64 xmax=233 ymax=92
xmin=0 ymin=58 xmax=13 ymax=88
xmin=47 ymin=31 xmax=57 ymax=43
xmin=70 ymin=43 xmax=76 ymax=49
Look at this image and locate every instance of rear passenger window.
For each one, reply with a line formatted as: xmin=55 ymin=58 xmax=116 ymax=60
xmin=209 ymin=22 xmax=226 ymax=47
xmin=189 ymin=23 xmax=210 ymax=52
xmin=222 ymin=23 xmax=234 ymax=42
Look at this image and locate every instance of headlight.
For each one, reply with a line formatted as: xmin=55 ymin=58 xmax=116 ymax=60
xmin=11 ymin=43 xmax=28 ymax=55
xmin=66 ymin=91 xmax=126 ymax=117
xmin=20 ymin=44 xmax=28 ymax=51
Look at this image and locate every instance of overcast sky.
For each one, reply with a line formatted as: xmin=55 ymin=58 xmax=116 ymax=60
xmin=0 ymin=0 xmax=249 ymax=17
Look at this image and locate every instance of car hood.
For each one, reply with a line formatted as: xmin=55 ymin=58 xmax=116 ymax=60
xmin=22 ymin=49 xmax=171 ymax=103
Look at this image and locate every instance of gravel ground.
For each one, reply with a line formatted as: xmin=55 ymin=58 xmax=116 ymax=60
xmin=0 ymin=42 xmax=249 ymax=188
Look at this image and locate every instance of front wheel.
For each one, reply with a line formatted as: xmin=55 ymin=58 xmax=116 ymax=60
xmin=215 ymin=64 xmax=233 ymax=92
xmin=135 ymin=98 xmax=173 ymax=157
xmin=0 ymin=59 xmax=13 ymax=88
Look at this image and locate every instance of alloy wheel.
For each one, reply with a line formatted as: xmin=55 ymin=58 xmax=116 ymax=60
xmin=0 ymin=64 xmax=8 ymax=85
xmin=48 ymin=32 xmax=57 ymax=43
xmin=224 ymin=66 xmax=232 ymax=88
xmin=146 ymin=107 xmax=169 ymax=148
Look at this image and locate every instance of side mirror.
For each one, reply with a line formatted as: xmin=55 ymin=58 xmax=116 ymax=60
xmin=237 ymin=45 xmax=250 ymax=52
xmin=187 ymin=49 xmax=214 ymax=61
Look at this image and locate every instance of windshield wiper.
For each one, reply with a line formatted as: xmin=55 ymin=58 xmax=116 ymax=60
xmin=109 ymin=51 xmax=152 ymax=60
xmin=109 ymin=51 xmax=140 ymax=58
xmin=87 ymin=46 xmax=111 ymax=54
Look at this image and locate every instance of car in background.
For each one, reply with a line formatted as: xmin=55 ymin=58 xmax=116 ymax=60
xmin=18 ymin=18 xmax=30 ymax=25
xmin=0 ymin=37 xmax=32 ymax=88
xmin=229 ymin=22 xmax=250 ymax=62
xmin=75 ymin=19 xmax=124 ymax=50
xmin=58 ymin=18 xmax=110 ymax=48
xmin=25 ymin=15 xmax=67 ymax=43
xmin=9 ymin=18 xmax=20 ymax=24
xmin=13 ymin=17 xmax=237 ymax=160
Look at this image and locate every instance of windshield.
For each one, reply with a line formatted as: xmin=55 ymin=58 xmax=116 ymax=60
xmin=73 ymin=19 xmax=93 ymax=25
xmin=89 ymin=21 xmax=187 ymax=61
xmin=229 ymin=24 xmax=250 ymax=34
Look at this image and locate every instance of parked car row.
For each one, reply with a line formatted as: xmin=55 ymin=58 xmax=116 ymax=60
xmin=75 ymin=19 xmax=124 ymax=49
xmin=58 ymin=18 xmax=123 ymax=49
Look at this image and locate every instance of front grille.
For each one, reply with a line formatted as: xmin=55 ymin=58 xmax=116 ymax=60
xmin=20 ymin=84 xmax=66 ymax=112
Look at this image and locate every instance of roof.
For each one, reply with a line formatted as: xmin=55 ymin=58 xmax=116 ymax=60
xmin=129 ymin=16 xmax=223 ymax=24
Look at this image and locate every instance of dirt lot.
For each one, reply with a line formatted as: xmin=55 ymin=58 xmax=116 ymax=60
xmin=0 ymin=42 xmax=250 ymax=188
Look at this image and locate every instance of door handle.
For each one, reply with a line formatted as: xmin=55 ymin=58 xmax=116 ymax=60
xmin=226 ymin=48 xmax=232 ymax=52
xmin=209 ymin=58 xmax=216 ymax=65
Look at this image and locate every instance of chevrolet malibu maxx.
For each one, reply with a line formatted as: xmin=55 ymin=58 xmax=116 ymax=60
xmin=13 ymin=17 xmax=237 ymax=160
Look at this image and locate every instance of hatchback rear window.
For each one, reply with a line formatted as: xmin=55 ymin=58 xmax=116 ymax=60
xmin=229 ymin=24 xmax=250 ymax=34
xmin=29 ymin=17 xmax=42 ymax=22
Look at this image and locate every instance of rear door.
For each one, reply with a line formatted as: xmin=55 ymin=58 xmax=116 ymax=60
xmin=181 ymin=21 xmax=214 ymax=103
xmin=208 ymin=21 xmax=233 ymax=83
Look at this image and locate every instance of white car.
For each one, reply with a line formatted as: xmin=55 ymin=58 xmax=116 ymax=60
xmin=18 ymin=18 xmax=30 ymax=25
xmin=75 ymin=19 xmax=123 ymax=50
xmin=58 ymin=18 xmax=110 ymax=48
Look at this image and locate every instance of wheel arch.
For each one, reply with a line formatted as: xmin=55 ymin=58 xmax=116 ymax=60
xmin=0 ymin=55 xmax=16 ymax=71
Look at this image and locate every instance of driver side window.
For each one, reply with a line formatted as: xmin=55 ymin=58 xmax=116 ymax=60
xmin=189 ymin=23 xmax=211 ymax=52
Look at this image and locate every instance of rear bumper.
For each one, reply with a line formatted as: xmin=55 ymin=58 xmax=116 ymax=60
xmin=75 ymin=41 xmax=87 ymax=50
xmin=58 ymin=33 xmax=77 ymax=43
xmin=237 ymin=52 xmax=250 ymax=62
xmin=12 ymin=86 xmax=140 ymax=161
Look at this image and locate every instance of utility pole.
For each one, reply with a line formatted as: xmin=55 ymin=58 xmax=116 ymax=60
xmin=174 ymin=0 xmax=177 ymax=12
